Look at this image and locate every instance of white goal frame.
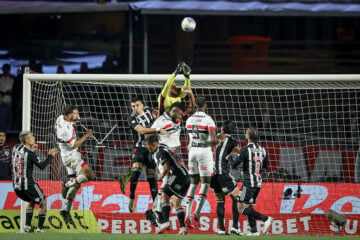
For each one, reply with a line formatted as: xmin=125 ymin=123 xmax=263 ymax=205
xmin=21 ymin=71 xmax=360 ymax=233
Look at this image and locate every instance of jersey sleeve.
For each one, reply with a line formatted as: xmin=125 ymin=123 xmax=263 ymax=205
xmin=229 ymin=138 xmax=238 ymax=153
xmin=30 ymin=151 xmax=54 ymax=170
xmin=151 ymin=117 xmax=162 ymax=128
xmin=160 ymin=73 xmax=176 ymax=98
xmin=262 ymin=148 xmax=269 ymax=169
xmin=207 ymin=117 xmax=216 ymax=131
xmin=127 ymin=114 xmax=139 ymax=130
xmin=160 ymin=151 xmax=171 ymax=165
xmin=232 ymin=147 xmax=246 ymax=168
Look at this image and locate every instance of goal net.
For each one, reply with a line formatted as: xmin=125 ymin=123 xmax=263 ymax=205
xmin=22 ymin=73 xmax=360 ymax=235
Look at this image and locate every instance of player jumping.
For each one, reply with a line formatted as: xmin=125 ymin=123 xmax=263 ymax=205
xmin=145 ymin=135 xmax=190 ymax=235
xmin=185 ymin=96 xmax=219 ymax=228
xmin=55 ymin=105 xmax=95 ymax=223
xmin=117 ymin=97 xmax=169 ymax=213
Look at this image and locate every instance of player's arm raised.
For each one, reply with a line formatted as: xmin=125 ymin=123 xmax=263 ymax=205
xmin=182 ymin=86 xmax=195 ymax=116
xmin=73 ymin=129 xmax=93 ymax=149
xmin=133 ymin=124 xmax=170 ymax=137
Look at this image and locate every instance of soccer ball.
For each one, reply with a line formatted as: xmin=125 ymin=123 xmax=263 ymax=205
xmin=181 ymin=17 xmax=196 ymax=32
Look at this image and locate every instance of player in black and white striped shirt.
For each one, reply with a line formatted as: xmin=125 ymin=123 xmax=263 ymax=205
xmin=210 ymin=120 xmax=242 ymax=235
xmin=232 ymin=127 xmax=273 ymax=236
xmin=12 ymin=131 xmax=58 ymax=232
xmin=118 ymin=97 xmax=169 ymax=213
xmin=145 ymin=135 xmax=190 ymax=235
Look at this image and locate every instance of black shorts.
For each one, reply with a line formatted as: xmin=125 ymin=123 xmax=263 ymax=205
xmin=210 ymin=174 xmax=238 ymax=195
xmin=238 ymin=186 xmax=261 ymax=205
xmin=14 ymin=183 xmax=46 ymax=205
xmin=132 ymin=147 xmax=156 ymax=169
xmin=163 ymin=174 xmax=190 ymax=199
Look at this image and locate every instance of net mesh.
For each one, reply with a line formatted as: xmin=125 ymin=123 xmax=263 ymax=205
xmin=26 ymin=75 xmax=360 ymax=234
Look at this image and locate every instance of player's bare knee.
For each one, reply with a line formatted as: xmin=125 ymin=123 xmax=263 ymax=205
xmin=146 ymin=168 xmax=155 ymax=175
xmin=190 ymin=174 xmax=200 ymax=184
xmin=132 ymin=162 xmax=142 ymax=169
xmin=215 ymin=193 xmax=225 ymax=201
xmin=201 ymin=176 xmax=211 ymax=184
xmin=39 ymin=198 xmax=47 ymax=210
xmin=172 ymin=197 xmax=182 ymax=209
xmin=161 ymin=192 xmax=169 ymax=203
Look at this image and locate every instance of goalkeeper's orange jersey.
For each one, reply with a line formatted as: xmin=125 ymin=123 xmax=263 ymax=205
xmin=157 ymin=73 xmax=190 ymax=114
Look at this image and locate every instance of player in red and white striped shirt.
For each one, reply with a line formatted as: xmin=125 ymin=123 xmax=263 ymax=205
xmin=185 ymin=96 xmax=219 ymax=228
xmin=55 ymin=105 xmax=95 ymax=223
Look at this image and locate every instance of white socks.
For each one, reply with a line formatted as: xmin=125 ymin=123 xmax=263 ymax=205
xmin=185 ymin=184 xmax=198 ymax=219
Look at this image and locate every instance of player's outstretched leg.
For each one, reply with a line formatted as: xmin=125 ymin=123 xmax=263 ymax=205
xmin=192 ymin=176 xmax=211 ymax=228
xmin=185 ymin=181 xmax=198 ymax=228
xmin=64 ymin=165 xmax=95 ymax=189
xmin=129 ymin=167 xmax=142 ymax=213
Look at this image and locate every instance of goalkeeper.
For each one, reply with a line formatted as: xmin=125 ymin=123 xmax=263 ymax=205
xmin=158 ymin=62 xmax=195 ymax=117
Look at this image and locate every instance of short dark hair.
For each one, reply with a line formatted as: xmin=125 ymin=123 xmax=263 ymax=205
xmin=131 ymin=96 xmax=144 ymax=105
xmin=63 ymin=105 xmax=77 ymax=116
xmin=223 ymin=120 xmax=234 ymax=134
xmin=169 ymin=102 xmax=184 ymax=112
xmin=195 ymin=96 xmax=206 ymax=108
xmin=145 ymin=134 xmax=159 ymax=145
xmin=2 ymin=63 xmax=10 ymax=71
xmin=247 ymin=127 xmax=259 ymax=142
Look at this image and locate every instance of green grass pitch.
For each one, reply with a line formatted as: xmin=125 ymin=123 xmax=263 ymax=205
xmin=0 ymin=234 xmax=358 ymax=240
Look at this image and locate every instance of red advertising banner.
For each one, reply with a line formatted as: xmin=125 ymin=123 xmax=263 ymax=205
xmin=1 ymin=181 xmax=359 ymax=235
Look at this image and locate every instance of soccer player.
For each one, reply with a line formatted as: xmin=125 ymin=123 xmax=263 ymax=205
xmin=55 ymin=105 xmax=95 ymax=223
xmin=117 ymin=97 xmax=169 ymax=213
xmin=149 ymin=102 xmax=184 ymax=225
xmin=12 ymin=131 xmax=58 ymax=233
xmin=185 ymin=96 xmax=219 ymax=228
xmin=145 ymin=135 xmax=190 ymax=235
xmin=158 ymin=62 xmax=195 ymax=116
xmin=211 ymin=120 xmax=242 ymax=235
xmin=231 ymin=127 xmax=273 ymax=236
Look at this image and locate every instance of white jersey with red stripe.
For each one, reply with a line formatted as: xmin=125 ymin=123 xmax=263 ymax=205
xmin=186 ymin=111 xmax=216 ymax=149
xmin=55 ymin=115 xmax=78 ymax=156
xmin=151 ymin=112 xmax=181 ymax=148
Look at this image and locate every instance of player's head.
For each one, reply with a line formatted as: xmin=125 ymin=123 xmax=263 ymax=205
xmin=2 ymin=63 xmax=10 ymax=74
xmin=131 ymin=97 xmax=144 ymax=115
xmin=168 ymin=102 xmax=183 ymax=123
xmin=145 ymin=134 xmax=159 ymax=153
xmin=63 ymin=105 xmax=79 ymax=122
xmin=195 ymin=96 xmax=206 ymax=110
xmin=19 ymin=131 xmax=35 ymax=147
xmin=245 ymin=127 xmax=259 ymax=143
xmin=222 ymin=120 xmax=234 ymax=134
xmin=0 ymin=131 xmax=6 ymax=146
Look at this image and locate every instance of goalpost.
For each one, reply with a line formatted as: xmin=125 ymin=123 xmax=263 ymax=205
xmin=21 ymin=71 xmax=360 ymax=235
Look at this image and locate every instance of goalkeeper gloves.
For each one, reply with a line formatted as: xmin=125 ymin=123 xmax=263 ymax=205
xmin=183 ymin=63 xmax=191 ymax=78
xmin=174 ymin=62 xmax=185 ymax=75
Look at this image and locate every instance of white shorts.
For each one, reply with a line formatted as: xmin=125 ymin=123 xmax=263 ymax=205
xmin=188 ymin=147 xmax=213 ymax=177
xmin=61 ymin=151 xmax=86 ymax=176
